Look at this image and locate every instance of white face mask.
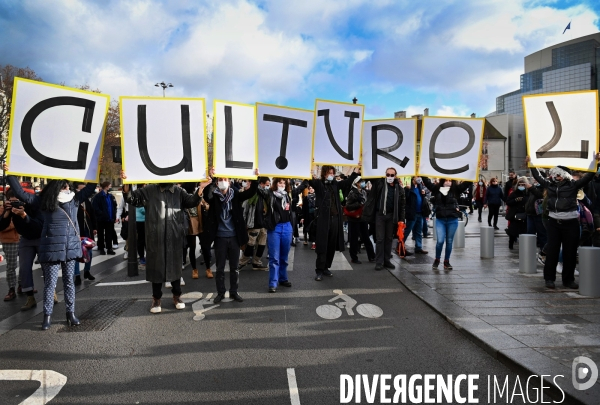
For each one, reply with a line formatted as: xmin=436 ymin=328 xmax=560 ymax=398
xmin=326 ymin=175 xmax=334 ymax=181
xmin=241 ymin=181 xmax=247 ymax=187
xmin=278 ymin=186 xmax=286 ymax=192
xmin=217 ymin=181 xmax=229 ymax=191
xmin=478 ymin=181 xmax=483 ymax=185
xmin=386 ymin=176 xmax=394 ymax=184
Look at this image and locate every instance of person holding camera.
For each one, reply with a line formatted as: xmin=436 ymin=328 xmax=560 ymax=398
xmin=0 ymin=189 xmax=23 ymax=302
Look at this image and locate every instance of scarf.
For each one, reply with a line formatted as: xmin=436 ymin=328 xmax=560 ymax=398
xmin=440 ymin=187 xmax=450 ymax=196
xmin=216 ymin=188 xmax=234 ymax=219
xmin=58 ymin=191 xmax=75 ymax=203
xmin=273 ymin=190 xmax=289 ymax=210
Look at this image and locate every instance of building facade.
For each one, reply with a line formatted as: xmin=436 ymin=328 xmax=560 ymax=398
xmin=488 ymin=32 xmax=600 ymax=173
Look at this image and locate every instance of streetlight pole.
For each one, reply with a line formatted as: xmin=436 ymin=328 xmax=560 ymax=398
xmin=154 ymin=81 xmax=174 ymax=97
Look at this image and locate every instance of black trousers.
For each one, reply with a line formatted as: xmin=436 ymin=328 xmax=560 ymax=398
xmin=152 ymin=279 xmax=181 ymax=299
xmin=375 ymin=212 xmax=395 ymax=265
xmin=349 ymin=221 xmax=375 ymax=261
xmin=316 ymin=215 xmax=339 ymax=272
xmin=97 ymin=221 xmax=115 ymax=251
xmin=487 ymin=204 xmax=501 ymax=227
xmin=215 ymin=236 xmax=239 ymax=294
xmin=136 ymin=222 xmax=146 ymax=259
xmin=544 ymin=217 xmax=580 ymax=285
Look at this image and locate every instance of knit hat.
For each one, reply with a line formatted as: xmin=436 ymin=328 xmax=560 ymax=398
xmin=517 ymin=176 xmax=529 ymax=185
xmin=548 ymin=166 xmax=573 ymax=181
xmin=352 ymin=176 xmax=362 ymax=186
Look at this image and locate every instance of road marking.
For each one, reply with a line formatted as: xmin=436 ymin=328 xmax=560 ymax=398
xmin=0 ymin=370 xmax=67 ymax=405
xmin=316 ymin=290 xmax=383 ymax=319
xmin=192 ymin=293 xmax=220 ymax=321
xmin=287 ymin=368 xmax=301 ymax=405
xmin=96 ymin=280 xmax=149 ymax=286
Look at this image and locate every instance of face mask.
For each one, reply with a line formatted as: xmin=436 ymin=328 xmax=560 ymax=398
xmin=218 ymin=181 xmax=229 ymax=191
xmin=478 ymin=181 xmax=482 ymax=185
xmin=360 ymin=181 xmax=366 ymax=188
xmin=443 ymin=181 xmax=452 ymax=187
xmin=278 ymin=186 xmax=286 ymax=192
xmin=326 ymin=175 xmax=334 ymax=181
xmin=416 ymin=178 xmax=422 ymax=184
xmin=518 ymin=186 xmax=525 ymax=191
xmin=241 ymin=181 xmax=247 ymax=187
xmin=386 ymin=176 xmax=394 ymax=184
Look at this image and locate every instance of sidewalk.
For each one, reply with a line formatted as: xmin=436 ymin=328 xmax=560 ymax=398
xmin=390 ymin=214 xmax=600 ymax=404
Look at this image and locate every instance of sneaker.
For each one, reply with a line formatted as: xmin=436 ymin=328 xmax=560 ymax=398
xmin=311 ymin=243 xmax=316 ymax=250
xmin=315 ymin=272 xmax=323 ymax=281
xmin=150 ymin=298 xmax=161 ymax=313
xmin=238 ymin=257 xmax=251 ymax=269
xmin=556 ymin=263 xmax=563 ymax=274
xmin=180 ymin=277 xmax=185 ymax=286
xmin=112 ymin=244 xmax=119 ymax=249
xmin=206 ymin=269 xmax=214 ymax=279
xmin=20 ymin=296 xmax=37 ymax=311
xmin=192 ymin=269 xmax=199 ymax=279
xmin=443 ymin=260 xmax=453 ymax=270
xmin=252 ymin=262 xmax=268 ymax=271
xmin=173 ymin=296 xmax=185 ymax=309
xmin=537 ymin=253 xmax=546 ymax=265
xmin=432 ymin=259 xmax=440 ymax=270
xmin=165 ymin=281 xmax=172 ymax=288
xmin=230 ymin=292 xmax=244 ymax=302
xmin=139 ymin=258 xmax=146 ymax=265
xmin=123 ymin=251 xmax=128 ymax=260
xmin=269 ymin=287 xmax=277 ymax=293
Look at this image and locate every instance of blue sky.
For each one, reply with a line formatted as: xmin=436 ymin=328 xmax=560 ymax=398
xmin=1 ymin=0 xmax=599 ymax=119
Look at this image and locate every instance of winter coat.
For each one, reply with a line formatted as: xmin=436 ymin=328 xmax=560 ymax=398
xmin=525 ymin=185 xmax=544 ymax=216
xmin=204 ymin=181 xmax=258 ymax=247
xmin=0 ymin=207 xmax=19 ymax=243
xmin=92 ymin=191 xmax=117 ymax=223
xmin=363 ymin=178 xmax=406 ymax=223
xmin=242 ymin=188 xmax=266 ymax=229
xmin=506 ymin=188 xmax=527 ymax=218
xmin=258 ymin=184 xmax=305 ymax=231
xmin=7 ymin=176 xmax=95 ymax=262
xmin=125 ymin=184 xmax=201 ymax=284
xmin=483 ymin=185 xmax=504 ymax=205
xmin=474 ymin=184 xmax=487 ymax=203
xmin=421 ymin=178 xmax=473 ymax=219
xmin=404 ymin=184 xmax=427 ymax=221
xmin=77 ymin=197 xmax=96 ymax=239
xmin=308 ymin=173 xmax=358 ymax=255
xmin=0 ymin=203 xmax=43 ymax=240
xmin=531 ymin=167 xmax=596 ymax=214
xmin=187 ymin=199 xmax=208 ymax=236
xmin=345 ymin=186 xmax=367 ymax=223
xmin=592 ymin=176 xmax=600 ymax=215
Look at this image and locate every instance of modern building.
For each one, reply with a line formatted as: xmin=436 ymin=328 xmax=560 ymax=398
xmin=488 ymin=32 xmax=600 ymax=175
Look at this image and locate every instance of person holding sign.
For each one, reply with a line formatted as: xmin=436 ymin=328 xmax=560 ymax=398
xmin=309 ymin=165 xmax=359 ymax=281
xmin=421 ymin=176 xmax=473 ymax=270
xmin=4 ymin=165 xmax=96 ymax=330
xmin=527 ymin=154 xmax=600 ymax=289
xmin=203 ymin=170 xmax=259 ymax=303
xmin=363 ymin=167 xmax=406 ymax=271
xmin=121 ymin=175 xmax=210 ymax=313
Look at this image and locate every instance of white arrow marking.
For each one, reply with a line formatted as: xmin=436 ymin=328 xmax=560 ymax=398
xmin=0 ymin=370 xmax=67 ymax=405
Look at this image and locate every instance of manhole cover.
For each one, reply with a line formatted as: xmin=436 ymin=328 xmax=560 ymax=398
xmin=59 ymin=299 xmax=136 ymax=332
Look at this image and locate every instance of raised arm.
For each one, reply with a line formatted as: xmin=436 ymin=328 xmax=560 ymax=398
xmin=574 ymin=169 xmax=599 ymax=189
xmin=75 ymin=183 xmax=96 ymax=203
xmin=238 ymin=180 xmax=258 ymax=203
xmin=6 ymin=176 xmax=38 ymax=206
xmin=530 ymin=167 xmax=549 ymax=189
xmin=420 ymin=177 xmax=438 ymax=194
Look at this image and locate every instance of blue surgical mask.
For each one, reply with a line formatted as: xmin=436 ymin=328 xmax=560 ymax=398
xmin=518 ymin=186 xmax=525 ymax=191
xmin=360 ymin=181 xmax=365 ymax=188
xmin=326 ymin=175 xmax=334 ymax=181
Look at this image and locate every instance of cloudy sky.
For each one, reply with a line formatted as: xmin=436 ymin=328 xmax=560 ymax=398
xmin=1 ymin=0 xmax=599 ymax=118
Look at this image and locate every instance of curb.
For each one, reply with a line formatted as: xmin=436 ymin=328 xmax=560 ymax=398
xmin=388 ymin=265 xmax=600 ymax=405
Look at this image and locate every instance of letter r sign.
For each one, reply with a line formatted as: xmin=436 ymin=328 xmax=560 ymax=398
xmin=6 ymin=78 xmax=110 ymax=182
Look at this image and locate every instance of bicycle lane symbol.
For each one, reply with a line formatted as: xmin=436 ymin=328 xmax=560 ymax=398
xmin=316 ymin=289 xmax=383 ymax=320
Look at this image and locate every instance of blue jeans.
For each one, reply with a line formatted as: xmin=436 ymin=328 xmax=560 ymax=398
xmin=267 ymin=222 xmax=292 ymax=288
xmin=404 ymin=213 xmax=423 ymax=250
xmin=422 ymin=215 xmax=429 ymax=237
xmin=74 ymin=250 xmax=93 ymax=276
xmin=435 ymin=217 xmax=459 ymax=260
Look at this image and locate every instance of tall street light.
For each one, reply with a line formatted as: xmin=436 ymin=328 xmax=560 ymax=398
xmin=155 ymin=81 xmax=173 ymax=97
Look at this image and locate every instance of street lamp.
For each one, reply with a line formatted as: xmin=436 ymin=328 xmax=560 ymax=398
xmin=352 ymin=97 xmax=358 ymax=104
xmin=154 ymin=81 xmax=173 ymax=97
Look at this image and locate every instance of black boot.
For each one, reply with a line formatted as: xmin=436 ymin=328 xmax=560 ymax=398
xmin=42 ymin=314 xmax=52 ymax=330
xmin=66 ymin=312 xmax=81 ymax=326
xmin=84 ymin=271 xmax=95 ymax=281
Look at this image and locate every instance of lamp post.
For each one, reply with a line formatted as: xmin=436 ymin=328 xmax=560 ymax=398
xmin=155 ymin=82 xmax=173 ymax=97
xmin=352 ymin=97 xmax=358 ymax=104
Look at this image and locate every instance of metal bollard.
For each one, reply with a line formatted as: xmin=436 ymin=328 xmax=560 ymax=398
xmin=480 ymin=226 xmax=494 ymax=258
xmin=519 ymin=234 xmax=537 ymax=274
xmin=454 ymin=220 xmax=466 ymax=248
xmin=433 ymin=218 xmax=437 ymax=240
xmin=579 ymin=247 xmax=600 ymax=297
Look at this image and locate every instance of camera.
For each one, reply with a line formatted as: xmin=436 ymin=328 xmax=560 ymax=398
xmin=9 ymin=200 xmax=24 ymax=208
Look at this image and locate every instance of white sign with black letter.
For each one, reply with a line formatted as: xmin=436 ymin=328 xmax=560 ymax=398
xmin=257 ymin=103 xmax=314 ymax=178
xmin=120 ymin=97 xmax=208 ymax=184
xmin=213 ymin=100 xmax=257 ymax=179
xmin=7 ymin=78 xmax=109 ymax=182
xmin=313 ymin=100 xmax=364 ymax=166
xmin=524 ymin=91 xmax=599 ymax=172
xmin=418 ymin=117 xmax=484 ymax=182
xmin=361 ymin=118 xmax=417 ymax=178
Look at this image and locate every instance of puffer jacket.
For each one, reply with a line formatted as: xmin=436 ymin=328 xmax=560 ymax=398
xmin=7 ymin=176 xmax=96 ymax=262
xmin=483 ymin=185 xmax=504 ymax=205
xmin=531 ymin=167 xmax=596 ymax=214
xmin=421 ymin=178 xmax=473 ymax=219
xmin=525 ymin=185 xmax=544 ymax=216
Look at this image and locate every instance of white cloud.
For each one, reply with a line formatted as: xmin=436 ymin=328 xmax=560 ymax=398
xmin=435 ymin=105 xmax=473 ymax=117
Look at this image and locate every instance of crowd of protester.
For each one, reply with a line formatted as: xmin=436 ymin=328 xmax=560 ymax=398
xmin=2 ymin=154 xmax=600 ymax=329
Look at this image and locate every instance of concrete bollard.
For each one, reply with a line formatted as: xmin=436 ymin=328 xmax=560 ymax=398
xmin=480 ymin=226 xmax=494 ymax=258
xmin=579 ymin=247 xmax=600 ymax=297
xmin=519 ymin=234 xmax=537 ymax=274
xmin=454 ymin=220 xmax=466 ymax=248
xmin=433 ymin=218 xmax=437 ymax=240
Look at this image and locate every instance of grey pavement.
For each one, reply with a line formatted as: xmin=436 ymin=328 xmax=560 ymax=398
xmin=394 ymin=213 xmax=600 ymax=404
xmin=0 ymin=230 xmax=528 ymax=404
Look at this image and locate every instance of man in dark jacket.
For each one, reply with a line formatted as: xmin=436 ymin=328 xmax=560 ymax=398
xmin=404 ymin=177 xmax=428 ymax=255
xmin=92 ymin=181 xmax=117 ymax=255
xmin=525 ymin=180 xmax=546 ymax=253
xmin=504 ymin=169 xmax=516 ymax=197
xmin=484 ymin=178 xmax=504 ymax=229
xmin=204 ymin=174 xmax=258 ymax=303
xmin=363 ymin=167 xmax=406 ymax=270
xmin=239 ymin=177 xmax=269 ymax=271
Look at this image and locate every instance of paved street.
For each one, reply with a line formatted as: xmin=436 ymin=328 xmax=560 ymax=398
xmin=0 ymin=217 xmax=597 ymax=404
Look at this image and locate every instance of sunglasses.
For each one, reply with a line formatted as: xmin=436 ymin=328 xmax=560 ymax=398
xmin=386 ymin=173 xmax=395 ymax=177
